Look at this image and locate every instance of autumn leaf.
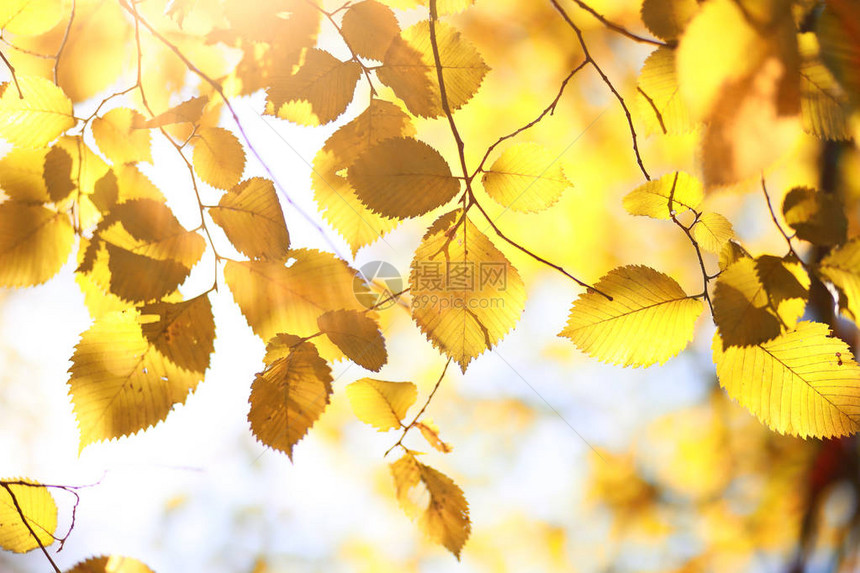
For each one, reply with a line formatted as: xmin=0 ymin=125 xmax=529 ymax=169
xmin=65 ymin=555 xmax=155 ymax=573
xmin=799 ymin=36 xmax=853 ymax=140
xmin=348 ymin=137 xmax=459 ymax=219
xmin=346 ymin=378 xmax=417 ymax=431
xmin=0 ymin=148 xmax=52 ymax=203
xmin=0 ymin=76 xmax=75 ymax=148
xmin=341 ymin=0 xmax=400 ymax=61
xmin=208 ymin=177 xmax=290 ymax=261
xmin=139 ymin=96 xmax=208 ymax=128
xmin=317 ymin=309 xmax=387 ymax=372
xmin=139 ymin=295 xmax=215 ymax=374
xmin=817 ymin=238 xmax=860 ymax=322
xmin=782 ymin=186 xmax=847 ymax=246
xmin=416 ymin=418 xmax=453 ymax=453
xmin=636 ymin=46 xmax=695 ymax=135
xmin=248 ymin=335 xmax=333 ymax=459
xmin=192 ymin=127 xmax=246 ymax=190
xmin=640 ymin=0 xmax=699 ymax=42
xmin=691 ymin=212 xmax=733 ymax=254
xmin=714 ymin=321 xmax=860 ymax=438
xmin=68 ymin=309 xmax=204 ymax=450
xmin=561 ymin=266 xmax=702 ymax=367
xmin=622 ymin=171 xmax=703 ymax=219
xmin=0 ymin=202 xmax=74 ymax=287
xmin=42 ymin=146 xmax=76 ymax=203
xmin=410 ymin=211 xmax=526 ymax=371
xmin=92 ymin=108 xmax=152 ymax=165
xmin=390 ymin=454 xmax=470 ymax=558
xmin=0 ymin=480 xmax=57 ymax=553
xmin=481 ymin=143 xmax=570 ymax=213
xmin=0 ymin=0 xmax=63 ymax=36
xmin=817 ymin=0 xmax=860 ymax=105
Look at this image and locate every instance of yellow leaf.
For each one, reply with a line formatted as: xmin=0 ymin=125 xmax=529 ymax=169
xmin=390 ymin=454 xmax=470 ymax=558
xmin=0 ymin=0 xmax=63 ymax=36
xmin=248 ymin=335 xmax=332 ymax=460
xmin=718 ymin=239 xmax=750 ymax=271
xmin=640 ymin=0 xmax=699 ymax=42
xmin=636 ymin=46 xmax=695 ymax=135
xmin=139 ymin=96 xmax=208 ymax=128
xmin=224 ymin=250 xmax=369 ymax=360
xmin=68 ymin=309 xmax=203 ymax=450
xmin=378 ymin=21 xmax=489 ymax=118
xmin=0 ymin=76 xmax=75 ymax=148
xmin=192 ymin=127 xmax=246 ymax=190
xmin=0 ymin=479 xmax=57 ymax=553
xmin=208 ymin=177 xmax=290 ymax=261
xmin=311 ymin=99 xmax=414 ymax=254
xmin=817 ymin=238 xmax=860 ymax=322
xmin=348 ymin=137 xmax=459 ymax=219
xmin=0 ymin=147 xmax=51 ymax=202
xmin=799 ymin=35 xmax=853 ymax=140
xmin=622 ymin=171 xmax=703 ymax=219
xmin=317 ymin=309 xmax=387 ymax=372
xmin=42 ymin=145 xmax=76 ymax=203
xmin=560 ymin=265 xmax=702 ymax=367
xmin=817 ymin=1 xmax=860 ymax=105
xmin=782 ymin=186 xmax=847 ymax=246
xmin=410 ymin=211 xmax=526 ymax=371
xmin=691 ymin=212 xmax=734 ymax=253
xmin=139 ymin=295 xmax=215 ymax=375
xmin=480 ymin=143 xmax=570 ymax=213
xmin=92 ymin=108 xmax=152 ymax=165
xmin=713 ymin=321 xmax=860 ymax=438
xmin=346 ymin=378 xmax=417 ymax=431
xmin=341 ymin=1 xmax=401 ymax=61
xmin=0 ymin=201 xmax=73 ymax=287
xmin=266 ymin=48 xmax=361 ymax=126
xmin=65 ymin=555 xmax=155 ymax=573
xmin=416 ymin=418 xmax=453 ymax=453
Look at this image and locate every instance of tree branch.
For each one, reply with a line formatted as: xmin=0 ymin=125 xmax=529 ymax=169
xmin=565 ymin=0 xmax=667 ymax=46
xmin=0 ymin=48 xmax=22 ymax=98
xmin=0 ymin=483 xmax=60 ymax=573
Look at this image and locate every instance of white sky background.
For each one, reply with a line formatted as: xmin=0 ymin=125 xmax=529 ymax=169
xmin=0 ymin=24 xmax=722 ymax=573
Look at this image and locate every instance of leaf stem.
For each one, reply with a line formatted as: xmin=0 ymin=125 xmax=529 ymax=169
xmin=0 ymin=49 xmax=22 ymax=98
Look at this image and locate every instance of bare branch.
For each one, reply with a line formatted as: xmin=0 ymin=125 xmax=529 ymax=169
xmin=0 ymin=49 xmax=23 ymax=98
xmin=566 ymin=0 xmax=667 ymax=46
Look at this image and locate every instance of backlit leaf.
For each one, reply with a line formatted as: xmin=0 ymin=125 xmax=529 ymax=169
xmin=817 ymin=238 xmax=860 ymax=322
xmin=622 ymin=171 xmax=703 ymax=219
xmin=799 ymin=37 xmax=853 ymax=140
xmin=342 ymin=1 xmax=400 ymax=61
xmin=481 ymin=143 xmax=570 ymax=213
xmin=65 ymin=555 xmax=155 ymax=573
xmin=209 ymin=177 xmax=290 ymax=261
xmin=346 ymin=378 xmax=417 ymax=431
xmin=0 ymin=202 xmax=73 ymax=287
xmin=691 ymin=212 xmax=734 ymax=254
xmin=267 ymin=48 xmax=361 ymax=126
xmin=139 ymin=295 xmax=215 ymax=374
xmin=640 ymin=0 xmax=699 ymax=42
xmin=139 ymin=96 xmax=208 ymax=128
xmin=714 ymin=321 xmax=860 ymax=438
xmin=637 ymin=47 xmax=695 ymax=135
xmin=43 ymin=145 xmax=76 ymax=203
xmin=719 ymin=239 xmax=750 ymax=271
xmin=317 ymin=309 xmax=387 ymax=372
xmin=311 ymin=99 xmax=414 ymax=254
xmin=378 ymin=21 xmax=489 ymax=118
xmin=92 ymin=108 xmax=152 ymax=165
xmin=390 ymin=454 xmax=470 ymax=558
xmin=0 ymin=0 xmax=63 ymax=36
xmin=416 ymin=419 xmax=453 ymax=453
xmin=192 ymin=127 xmax=246 ymax=190
xmin=560 ymin=265 xmax=702 ymax=367
xmin=817 ymin=0 xmax=860 ymax=105
xmin=348 ymin=137 xmax=459 ymax=219
xmin=68 ymin=309 xmax=204 ymax=450
xmin=410 ymin=211 xmax=526 ymax=371
xmin=248 ymin=335 xmax=333 ymax=460
xmin=0 ymin=76 xmax=75 ymax=148
xmin=0 ymin=479 xmax=57 ymax=553
xmin=782 ymin=186 xmax=847 ymax=246
xmin=0 ymin=148 xmax=51 ymax=202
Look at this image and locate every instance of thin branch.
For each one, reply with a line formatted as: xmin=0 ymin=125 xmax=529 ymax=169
xmin=53 ymin=0 xmax=76 ymax=84
xmin=385 ymin=357 xmax=452 ymax=457
xmin=550 ymin=0 xmax=650 ymax=181
xmin=566 ymin=0 xmax=667 ymax=46
xmin=761 ymin=174 xmax=802 ymax=261
xmin=0 ymin=49 xmax=22 ymax=98
xmin=0 ymin=483 xmax=60 ymax=573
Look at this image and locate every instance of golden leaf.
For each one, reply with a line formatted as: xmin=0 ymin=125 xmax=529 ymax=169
xmin=719 ymin=239 xmax=750 ymax=271
xmin=480 ymin=143 xmax=570 ymax=213
xmin=224 ymin=250 xmax=368 ymax=359
xmin=377 ymin=21 xmax=489 ymax=118
xmin=208 ymin=177 xmax=290 ymax=261
xmin=799 ymin=35 xmax=853 ymax=140
xmin=782 ymin=186 xmax=847 ymax=246
xmin=139 ymin=96 xmax=208 ymax=128
xmin=0 ymin=479 xmax=57 ymax=553
xmin=0 ymin=0 xmax=63 ymax=36
xmin=691 ymin=212 xmax=734 ymax=254
xmin=0 ymin=202 xmax=73 ymax=287
xmin=341 ymin=0 xmax=401 ymax=61
xmin=640 ymin=0 xmax=699 ymax=42
xmin=410 ymin=211 xmax=526 ymax=371
xmin=92 ymin=108 xmax=153 ymax=166
xmin=68 ymin=309 xmax=204 ymax=450
xmin=42 ymin=145 xmax=76 ymax=203
xmin=0 ymin=76 xmax=75 ymax=148
xmin=266 ymin=48 xmax=361 ymax=126
xmin=348 ymin=137 xmax=459 ymax=219
xmin=139 ymin=295 xmax=215 ymax=375
xmin=714 ymin=321 xmax=860 ymax=438
xmin=390 ymin=454 xmax=471 ymax=558
xmin=416 ymin=418 xmax=453 ymax=453
xmin=65 ymin=555 xmax=155 ymax=573
xmin=560 ymin=265 xmax=703 ymax=367
xmin=192 ymin=127 xmax=246 ymax=190
xmin=622 ymin=171 xmax=703 ymax=219
xmin=311 ymin=99 xmax=414 ymax=254
xmin=345 ymin=378 xmax=417 ymax=431
xmin=317 ymin=309 xmax=387 ymax=372
xmin=248 ymin=335 xmax=332 ymax=460
xmin=91 ymin=170 xmax=119 ymax=214
xmin=0 ymin=147 xmax=51 ymax=202
xmin=817 ymin=238 xmax=860 ymax=322
xmin=637 ymin=46 xmax=695 ymax=135
xmin=817 ymin=1 xmax=860 ymax=105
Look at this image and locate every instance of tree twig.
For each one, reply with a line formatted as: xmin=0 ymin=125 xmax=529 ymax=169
xmin=385 ymin=357 xmax=452 ymax=457
xmin=0 ymin=49 xmax=22 ymax=98
xmin=566 ymin=0 xmax=666 ymax=46
xmin=0 ymin=483 xmax=60 ymax=573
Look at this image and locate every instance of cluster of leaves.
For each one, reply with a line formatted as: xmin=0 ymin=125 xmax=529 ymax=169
xmin=0 ymin=0 xmax=858 ymax=568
